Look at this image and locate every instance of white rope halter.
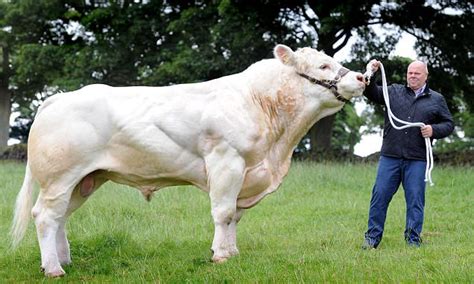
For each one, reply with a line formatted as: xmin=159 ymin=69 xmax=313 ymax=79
xmin=364 ymin=62 xmax=434 ymax=186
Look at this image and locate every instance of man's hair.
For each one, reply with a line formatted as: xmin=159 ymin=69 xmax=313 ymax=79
xmin=410 ymin=60 xmax=429 ymax=75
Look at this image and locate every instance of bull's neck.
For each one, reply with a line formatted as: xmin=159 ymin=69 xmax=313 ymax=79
xmin=247 ymin=63 xmax=344 ymax=164
xmin=277 ymin=97 xmax=344 ymax=162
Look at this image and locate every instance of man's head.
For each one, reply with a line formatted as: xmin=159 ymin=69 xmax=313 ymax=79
xmin=406 ymin=60 xmax=428 ymax=91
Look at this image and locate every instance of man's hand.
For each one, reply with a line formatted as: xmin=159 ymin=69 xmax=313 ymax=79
xmin=364 ymin=59 xmax=381 ymax=85
xmin=367 ymin=59 xmax=380 ymax=73
xmin=421 ymin=125 xmax=433 ymax=138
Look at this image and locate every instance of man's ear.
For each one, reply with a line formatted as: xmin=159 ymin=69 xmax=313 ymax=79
xmin=274 ymin=44 xmax=296 ymax=66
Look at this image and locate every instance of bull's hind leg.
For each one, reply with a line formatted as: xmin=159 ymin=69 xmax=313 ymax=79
xmin=55 ymin=186 xmax=88 ymax=266
xmin=206 ymin=148 xmax=245 ymax=263
xmin=32 ymin=188 xmax=72 ymax=277
xmin=56 ymin=174 xmax=107 ymax=266
xmin=56 ymin=220 xmax=71 ymax=266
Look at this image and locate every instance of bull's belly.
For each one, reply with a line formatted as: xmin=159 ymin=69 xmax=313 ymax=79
xmin=97 ymin=152 xmax=279 ymax=208
xmin=96 ymin=145 xmax=209 ymax=190
xmin=95 ymin=170 xmax=194 ymax=191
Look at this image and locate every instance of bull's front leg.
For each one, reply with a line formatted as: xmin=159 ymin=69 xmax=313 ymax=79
xmin=210 ymin=200 xmax=239 ymax=263
xmin=206 ymin=147 xmax=245 ymax=263
xmin=226 ymin=208 xmax=244 ymax=256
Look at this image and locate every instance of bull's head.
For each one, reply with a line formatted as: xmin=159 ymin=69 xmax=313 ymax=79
xmin=274 ymin=44 xmax=366 ymax=103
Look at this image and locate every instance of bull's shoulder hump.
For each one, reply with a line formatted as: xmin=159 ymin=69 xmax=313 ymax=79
xmin=79 ymin=83 xmax=112 ymax=90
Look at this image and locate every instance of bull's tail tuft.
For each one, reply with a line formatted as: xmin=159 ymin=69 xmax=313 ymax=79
xmin=10 ymin=162 xmax=35 ymax=249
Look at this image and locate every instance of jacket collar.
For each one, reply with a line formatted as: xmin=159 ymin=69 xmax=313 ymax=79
xmin=406 ymin=82 xmax=431 ymax=98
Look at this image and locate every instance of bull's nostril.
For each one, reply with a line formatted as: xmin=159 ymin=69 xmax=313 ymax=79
xmin=356 ymin=75 xmax=364 ymax=82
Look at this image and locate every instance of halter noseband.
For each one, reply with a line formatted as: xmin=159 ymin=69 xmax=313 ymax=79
xmin=297 ymin=67 xmax=351 ymax=103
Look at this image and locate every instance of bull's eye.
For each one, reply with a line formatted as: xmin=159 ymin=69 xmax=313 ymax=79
xmin=319 ymin=64 xmax=329 ymax=70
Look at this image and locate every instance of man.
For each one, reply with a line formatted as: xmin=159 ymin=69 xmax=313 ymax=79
xmin=362 ymin=59 xmax=454 ymax=249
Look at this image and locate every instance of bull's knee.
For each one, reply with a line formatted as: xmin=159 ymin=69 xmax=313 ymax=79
xmin=34 ymin=213 xmax=57 ymax=235
xmin=212 ymin=206 xmax=235 ymax=225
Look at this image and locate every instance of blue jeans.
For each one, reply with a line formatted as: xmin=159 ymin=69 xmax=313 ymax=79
xmin=365 ymin=155 xmax=427 ymax=247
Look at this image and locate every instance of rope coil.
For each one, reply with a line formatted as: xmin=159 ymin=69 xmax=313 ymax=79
xmin=364 ymin=63 xmax=434 ymax=186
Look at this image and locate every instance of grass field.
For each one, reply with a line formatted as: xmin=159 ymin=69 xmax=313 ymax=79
xmin=0 ymin=160 xmax=472 ymax=282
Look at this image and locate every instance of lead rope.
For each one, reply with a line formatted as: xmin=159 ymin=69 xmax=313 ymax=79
xmin=364 ymin=63 xmax=434 ymax=186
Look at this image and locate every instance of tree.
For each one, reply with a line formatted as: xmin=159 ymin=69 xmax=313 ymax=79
xmin=0 ymin=1 xmax=12 ymax=150
xmin=0 ymin=44 xmax=10 ymax=151
xmin=0 ymin=0 xmax=70 ymax=148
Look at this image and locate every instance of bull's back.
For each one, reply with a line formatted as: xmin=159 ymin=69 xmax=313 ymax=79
xmin=27 ymin=83 xmax=250 ymax=188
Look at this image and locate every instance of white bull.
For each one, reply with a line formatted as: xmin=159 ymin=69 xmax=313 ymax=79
xmin=11 ymin=44 xmax=366 ymax=277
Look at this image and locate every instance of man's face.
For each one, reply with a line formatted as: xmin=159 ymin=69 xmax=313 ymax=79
xmin=406 ymin=62 xmax=428 ymax=90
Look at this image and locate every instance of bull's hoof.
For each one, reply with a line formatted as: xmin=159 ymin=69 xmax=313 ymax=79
xmin=211 ymin=255 xmax=229 ymax=263
xmin=44 ymin=268 xmax=65 ymax=278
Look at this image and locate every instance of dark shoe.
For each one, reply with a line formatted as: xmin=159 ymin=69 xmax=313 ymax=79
xmin=362 ymin=239 xmax=377 ymax=250
xmin=405 ymin=231 xmax=422 ymax=248
xmin=404 ymin=228 xmax=422 ymax=247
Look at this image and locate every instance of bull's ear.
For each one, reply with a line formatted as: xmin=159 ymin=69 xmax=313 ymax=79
xmin=274 ymin=44 xmax=296 ymax=66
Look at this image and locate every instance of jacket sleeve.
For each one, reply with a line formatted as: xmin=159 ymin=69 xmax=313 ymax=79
xmin=363 ymin=74 xmax=385 ymax=105
xmin=431 ymin=95 xmax=455 ymax=139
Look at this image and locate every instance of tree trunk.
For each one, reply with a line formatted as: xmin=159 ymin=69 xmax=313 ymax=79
xmin=309 ymin=115 xmax=335 ymax=154
xmin=0 ymin=46 xmax=11 ymax=151
xmin=0 ymin=85 xmax=11 ymax=150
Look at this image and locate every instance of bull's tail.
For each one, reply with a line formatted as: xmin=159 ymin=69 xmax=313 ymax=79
xmin=10 ymin=162 xmax=35 ymax=249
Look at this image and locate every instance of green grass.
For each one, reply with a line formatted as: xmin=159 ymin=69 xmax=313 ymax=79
xmin=1 ymin=160 xmax=473 ymax=282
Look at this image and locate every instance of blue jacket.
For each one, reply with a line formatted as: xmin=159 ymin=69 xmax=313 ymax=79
xmin=364 ymin=79 xmax=454 ymax=161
